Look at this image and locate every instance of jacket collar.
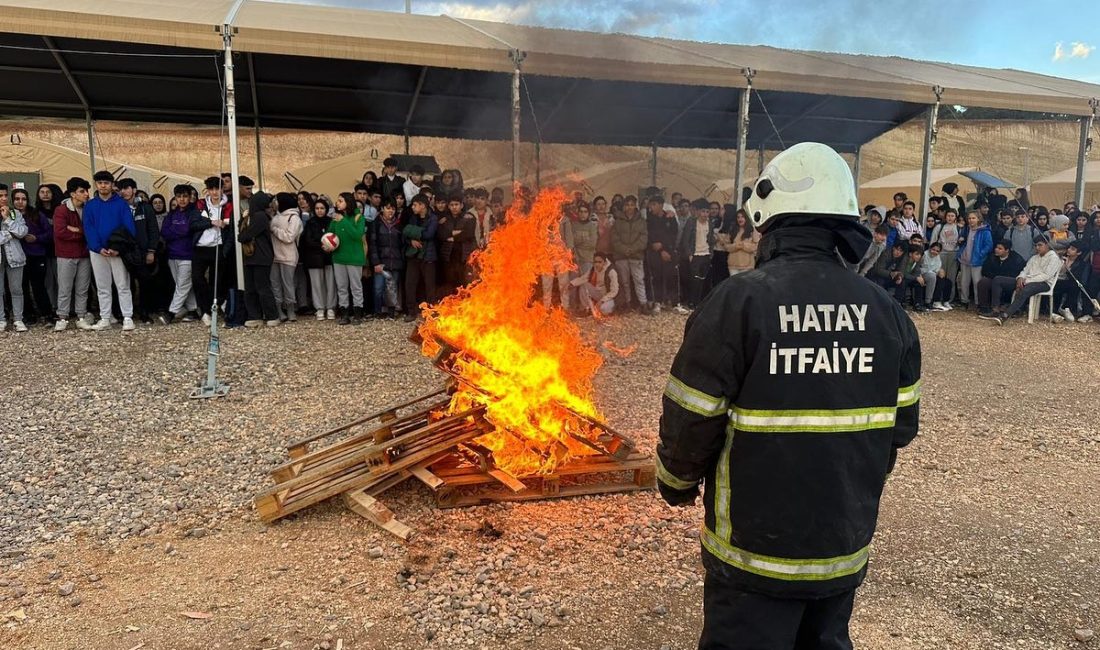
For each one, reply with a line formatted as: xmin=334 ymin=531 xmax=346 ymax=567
xmin=757 ymin=216 xmax=872 ymax=266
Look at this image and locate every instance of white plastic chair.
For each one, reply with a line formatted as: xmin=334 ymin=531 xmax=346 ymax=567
xmin=1026 ymin=280 xmax=1057 ymax=324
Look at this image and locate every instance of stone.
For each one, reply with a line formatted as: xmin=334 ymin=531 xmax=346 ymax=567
xmin=57 ymin=582 xmax=75 ymax=596
xmin=1075 ymin=629 xmax=1095 ymax=643
xmin=367 ymin=547 xmax=383 ymax=559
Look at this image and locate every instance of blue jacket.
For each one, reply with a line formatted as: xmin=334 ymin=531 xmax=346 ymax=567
xmin=83 ymin=193 xmax=136 ymax=254
xmin=960 ymin=224 xmax=993 ymax=268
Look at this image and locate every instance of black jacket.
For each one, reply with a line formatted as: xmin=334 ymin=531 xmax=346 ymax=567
xmin=657 ymin=224 xmax=921 ymax=599
xmin=369 ymin=217 xmax=405 ymax=271
xmin=237 ymin=209 xmax=274 ymax=267
xmin=130 ymin=200 xmax=160 ymax=254
xmin=980 ymin=250 xmax=1026 ymax=279
xmin=380 ymin=175 xmax=406 ymax=202
xmin=647 ymin=213 xmax=679 ymax=254
xmin=300 ymin=215 xmax=333 ymax=269
xmin=106 ymin=226 xmax=145 ymax=273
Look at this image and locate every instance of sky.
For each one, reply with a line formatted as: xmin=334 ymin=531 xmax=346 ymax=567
xmin=274 ymin=0 xmax=1100 ymax=83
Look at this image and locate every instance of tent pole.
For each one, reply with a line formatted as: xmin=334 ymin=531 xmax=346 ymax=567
xmin=734 ymin=69 xmax=754 ymax=211
xmin=510 ymin=49 xmax=525 ymax=190
xmin=853 ymin=146 xmax=862 ymax=195
xmin=917 ymin=86 xmax=943 ymax=218
xmin=404 ymin=130 xmax=410 ymax=155
xmin=246 ymin=53 xmax=264 ymax=188
xmin=224 ymin=31 xmax=245 ymax=294
xmin=650 ymin=142 xmax=658 ymax=188
xmin=1073 ymin=98 xmax=1097 ymax=208
xmin=85 ymin=112 xmax=97 ymax=177
xmin=757 ymin=143 xmax=765 ymax=176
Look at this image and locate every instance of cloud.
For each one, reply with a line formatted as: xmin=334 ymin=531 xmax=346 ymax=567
xmin=1054 ymin=41 xmax=1094 ymax=62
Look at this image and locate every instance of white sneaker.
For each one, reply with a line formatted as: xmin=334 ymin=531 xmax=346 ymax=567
xmin=109 ymin=316 xmax=119 ymax=325
xmin=1060 ymin=308 xmax=1075 ymax=323
xmin=91 ymin=318 xmax=111 ymax=331
xmin=316 ymin=311 xmax=326 ymax=321
xmin=672 ymin=304 xmax=690 ymax=315
xmin=943 ymin=303 xmax=953 ymax=311
xmin=0 ymin=321 xmax=6 ymax=331
xmin=265 ymin=319 xmax=281 ymax=327
xmin=931 ymin=302 xmax=943 ymax=311
xmin=244 ymin=320 xmax=263 ymax=328
xmin=1052 ymin=314 xmax=1065 ymax=323
xmin=75 ymin=317 xmax=94 ymax=331
xmin=1079 ymin=314 xmax=1093 ymax=322
xmin=13 ymin=321 xmax=27 ymax=332
xmin=326 ymin=309 xmax=336 ymax=320
xmin=202 ymin=313 xmax=212 ymax=326
xmin=122 ymin=317 xmax=135 ymax=331
xmin=54 ymin=319 xmax=70 ymax=332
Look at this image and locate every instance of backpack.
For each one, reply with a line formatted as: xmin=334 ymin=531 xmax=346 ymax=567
xmin=238 ymin=212 xmax=255 ymax=258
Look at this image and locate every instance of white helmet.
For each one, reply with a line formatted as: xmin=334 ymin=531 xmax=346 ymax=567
xmin=744 ymin=142 xmax=859 ymax=231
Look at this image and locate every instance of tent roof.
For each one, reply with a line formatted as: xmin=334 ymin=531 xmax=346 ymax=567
xmin=1030 ymin=160 xmax=1100 ymax=184
xmin=0 ymin=0 xmax=1097 ymax=151
xmin=860 ymin=168 xmax=976 ymax=189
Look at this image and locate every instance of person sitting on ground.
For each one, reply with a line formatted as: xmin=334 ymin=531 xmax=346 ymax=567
xmin=897 ymin=244 xmax=930 ymax=312
xmin=980 ymin=236 xmax=1063 ymax=325
xmin=869 ymin=240 xmax=906 ymax=291
xmin=1052 ymin=240 xmax=1093 ymax=322
xmin=570 ymin=251 xmax=619 ymax=316
xmin=858 ymin=225 xmax=889 ymax=277
xmin=977 ymin=241 xmax=1026 ymax=317
xmin=158 ymin=185 xmax=207 ymax=325
xmin=924 ymin=242 xmax=953 ymax=310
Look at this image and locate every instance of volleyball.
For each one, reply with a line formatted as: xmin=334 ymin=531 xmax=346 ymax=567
xmin=321 ymin=232 xmax=339 ymax=252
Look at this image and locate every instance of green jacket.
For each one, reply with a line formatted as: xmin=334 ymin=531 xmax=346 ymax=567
xmin=326 ymin=214 xmax=367 ymax=266
xmin=570 ymin=218 xmax=599 ymax=265
xmin=610 ymin=212 xmax=648 ymax=260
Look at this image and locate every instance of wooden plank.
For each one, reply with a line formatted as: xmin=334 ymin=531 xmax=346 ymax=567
xmin=409 ymin=465 xmax=444 ymax=490
xmin=343 ymin=490 xmax=416 ymax=541
xmin=487 ymin=469 xmax=527 ymax=493
xmin=436 ymin=479 xmax=652 ymax=508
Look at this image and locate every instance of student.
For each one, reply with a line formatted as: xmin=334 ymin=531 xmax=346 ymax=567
xmin=369 ymin=198 xmax=405 ymax=318
xmin=611 ymin=195 xmax=650 ymax=312
xmin=193 ymin=176 xmax=233 ymax=324
xmin=237 ymin=192 xmax=280 ymax=327
xmin=445 ymin=194 xmax=478 ymax=294
xmin=0 ymin=183 xmax=29 ymax=332
xmin=325 ymin=192 xmax=367 ymax=324
xmin=379 ymin=158 xmax=405 ymax=202
xmin=52 ymin=178 xmax=95 ymax=331
xmin=896 ymin=244 xmax=929 ymax=311
xmin=924 ymin=242 xmax=953 ymax=310
xmin=593 ymin=195 xmax=614 ymax=255
xmin=82 ymin=171 xmax=137 ymax=331
xmin=270 ymin=192 xmax=304 ymax=322
xmin=977 ymin=241 xmax=1026 ymax=317
xmin=158 ymin=185 xmax=206 ymax=325
xmin=15 ymin=188 xmax=53 ymax=326
xmin=1003 ymin=211 xmax=1039 ymax=268
xmin=645 ymin=195 xmax=679 ymax=312
xmin=1046 ymin=214 xmax=1075 ymax=251
xmin=956 ymin=211 xmax=992 ymax=309
xmin=403 ymin=165 xmax=426 ymax=205
xmin=1053 ymin=241 xmax=1092 ymax=322
xmin=720 ymin=209 xmax=760 ymax=277
xmin=570 ymin=252 xmax=619 ymax=316
xmin=870 ymin=241 xmax=907 ymax=292
xmin=116 ymin=178 xmax=160 ymax=324
xmin=896 ymin=201 xmax=922 ymax=240
xmin=980 ymin=236 xmax=1063 ymax=325
xmin=301 ymin=199 xmax=336 ymax=320
xmin=541 ymin=203 xmax=573 ymax=310
xmin=675 ymin=198 xmax=715 ymax=310
xmin=402 ymin=194 xmax=438 ymax=322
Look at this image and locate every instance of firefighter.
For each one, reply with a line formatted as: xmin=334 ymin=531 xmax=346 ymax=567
xmin=656 ymin=142 xmax=921 ymax=650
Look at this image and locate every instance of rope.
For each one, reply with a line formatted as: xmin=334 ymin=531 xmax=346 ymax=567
xmin=753 ymin=92 xmax=785 ymax=151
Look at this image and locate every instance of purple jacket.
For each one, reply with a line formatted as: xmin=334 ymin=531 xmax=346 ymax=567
xmin=21 ymin=211 xmax=53 ymax=257
xmin=161 ymin=207 xmax=205 ymax=260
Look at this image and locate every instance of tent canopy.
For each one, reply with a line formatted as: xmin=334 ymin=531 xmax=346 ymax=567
xmin=859 ymin=168 xmax=979 ymax=208
xmin=958 ymin=170 xmax=1017 ymax=190
xmin=1029 ymin=161 xmax=1100 ymax=210
xmin=0 ymin=133 xmax=202 ymax=192
xmin=0 ymin=0 xmax=1097 ymax=153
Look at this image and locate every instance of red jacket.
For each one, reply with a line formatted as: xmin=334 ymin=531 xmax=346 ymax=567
xmin=53 ymin=200 xmax=89 ymax=259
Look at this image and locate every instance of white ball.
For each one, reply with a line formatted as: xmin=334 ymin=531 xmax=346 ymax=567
xmin=321 ymin=232 xmax=339 ymax=252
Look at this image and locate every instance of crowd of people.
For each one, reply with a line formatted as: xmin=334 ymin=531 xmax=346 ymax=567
xmin=856 ymin=184 xmax=1100 ymax=325
xmin=2 ymin=165 xmax=1098 ymax=333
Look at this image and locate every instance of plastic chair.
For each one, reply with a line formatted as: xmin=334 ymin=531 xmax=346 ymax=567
xmin=1026 ymin=282 xmax=1057 ymax=324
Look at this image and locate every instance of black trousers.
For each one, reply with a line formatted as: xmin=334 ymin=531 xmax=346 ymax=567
xmin=23 ymin=255 xmax=52 ymax=321
xmin=243 ymin=264 xmax=278 ymax=321
xmin=131 ymin=261 xmax=157 ymax=318
xmin=404 ymin=258 xmax=436 ymax=310
xmin=645 ymin=250 xmax=679 ymax=305
xmin=700 ymin=577 xmax=855 ymax=650
xmin=192 ymin=246 xmax=220 ymax=316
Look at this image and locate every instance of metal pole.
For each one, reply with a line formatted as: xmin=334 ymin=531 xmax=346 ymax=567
xmin=733 ymin=69 xmax=754 ymax=211
xmin=757 ymin=143 xmax=765 ymax=176
xmin=1018 ymin=147 xmax=1030 ymax=187
xmin=1073 ymin=99 xmax=1097 ymax=208
xmin=917 ymin=86 xmax=943 ymax=218
xmin=650 ymin=142 xmax=658 ymax=188
xmin=246 ymin=53 xmax=263 ymax=188
xmin=224 ymin=32 xmax=245 ymax=293
xmin=404 ymin=130 xmax=410 ymax=155
xmin=510 ymin=50 xmax=525 ymax=189
xmin=85 ymin=112 xmax=97 ymax=177
xmin=853 ymin=146 xmax=862 ymax=195
xmin=405 ymin=0 xmax=411 ymax=13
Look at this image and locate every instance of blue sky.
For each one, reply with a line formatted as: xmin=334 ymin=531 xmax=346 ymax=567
xmin=277 ymin=0 xmax=1100 ymax=83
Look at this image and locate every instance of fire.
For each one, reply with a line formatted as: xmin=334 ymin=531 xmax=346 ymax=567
xmin=417 ymin=187 xmax=606 ymax=476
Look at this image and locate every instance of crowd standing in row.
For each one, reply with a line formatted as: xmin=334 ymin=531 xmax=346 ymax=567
xmin=855 ymin=184 xmax=1100 ymax=325
xmin=2 ymin=168 xmax=1097 ymax=332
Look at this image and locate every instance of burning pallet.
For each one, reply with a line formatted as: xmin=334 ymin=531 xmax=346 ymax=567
xmin=254 ymin=380 xmax=653 ymax=539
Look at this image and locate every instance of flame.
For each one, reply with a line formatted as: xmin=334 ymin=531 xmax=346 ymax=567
xmin=602 ymin=341 xmax=637 ymax=358
xmin=417 ymin=187 xmax=606 ymax=476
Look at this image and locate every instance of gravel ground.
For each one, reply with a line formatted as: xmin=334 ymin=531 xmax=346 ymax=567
xmin=0 ymin=311 xmax=1098 ymax=649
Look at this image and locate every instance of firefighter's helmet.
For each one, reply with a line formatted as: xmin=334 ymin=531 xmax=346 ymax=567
xmin=744 ymin=142 xmax=859 ymax=231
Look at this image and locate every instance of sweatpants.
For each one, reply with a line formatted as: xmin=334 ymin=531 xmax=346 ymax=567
xmin=983 ymin=276 xmax=1017 ymax=310
xmin=0 ymin=264 xmax=25 ymax=323
xmin=90 ymin=251 xmax=133 ymax=319
xmin=166 ymin=259 xmax=198 ymax=315
xmin=243 ymin=264 xmax=278 ymax=321
xmin=958 ymin=264 xmax=981 ymax=304
xmin=614 ymin=258 xmax=647 ymax=307
xmin=308 ymin=266 xmax=337 ymax=311
xmin=404 ymin=258 xmax=436 ymax=312
xmin=270 ymin=262 xmax=297 ymax=311
xmin=333 ymin=263 xmax=364 ymax=308
xmin=939 ymin=250 xmax=959 ymax=301
xmin=699 ymin=576 xmax=854 ymax=650
xmin=56 ymin=257 xmax=91 ymax=320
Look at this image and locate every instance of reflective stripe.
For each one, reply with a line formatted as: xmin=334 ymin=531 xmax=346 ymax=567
xmin=664 ymin=375 xmax=729 ymax=417
xmin=701 ymin=527 xmax=869 ymax=581
xmin=728 ymin=406 xmax=896 ymax=433
xmin=655 ymin=456 xmax=696 ymax=491
xmin=897 ymin=380 xmax=921 ymax=407
xmin=713 ymin=431 xmax=735 ymax=543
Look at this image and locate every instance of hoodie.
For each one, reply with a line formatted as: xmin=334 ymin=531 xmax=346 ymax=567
xmin=82 ymin=192 xmax=135 ymax=254
xmin=270 ymin=207 xmax=303 ymax=265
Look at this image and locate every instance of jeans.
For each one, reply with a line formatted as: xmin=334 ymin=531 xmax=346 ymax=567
xmin=89 ymin=251 xmax=133 ymax=319
xmin=243 ymin=264 xmax=278 ymax=320
xmin=614 ymin=258 xmax=647 ymax=306
xmin=684 ymin=254 xmax=712 ymax=307
xmin=56 ymin=257 xmax=91 ymax=319
xmin=404 ymin=258 xmax=436 ymax=313
xmin=372 ymin=270 xmax=401 ymax=313
xmin=987 ymin=276 xmax=1017 ymax=311
xmin=0 ymin=263 xmax=25 ymax=322
xmin=1003 ymin=281 xmax=1050 ymax=318
xmin=308 ymin=266 xmax=337 ymax=311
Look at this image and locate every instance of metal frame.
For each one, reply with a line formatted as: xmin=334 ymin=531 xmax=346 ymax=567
xmin=733 ymin=69 xmax=754 ymax=210
xmin=41 ymin=36 xmax=96 ymax=176
xmin=403 ymin=66 xmax=428 ymax=155
xmin=917 ymin=85 xmax=943 ymax=218
xmin=246 ymin=52 xmax=263 ymax=188
xmin=1074 ymin=98 xmax=1098 ymax=208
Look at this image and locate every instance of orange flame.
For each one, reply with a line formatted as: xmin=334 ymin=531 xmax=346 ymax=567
xmin=417 ymin=187 xmax=606 ymax=476
xmin=602 ymin=341 xmax=637 ymax=358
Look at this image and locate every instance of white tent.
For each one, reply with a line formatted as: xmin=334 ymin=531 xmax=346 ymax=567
xmin=1029 ymin=161 xmax=1100 ymax=210
xmin=858 ymin=168 xmax=978 ymax=208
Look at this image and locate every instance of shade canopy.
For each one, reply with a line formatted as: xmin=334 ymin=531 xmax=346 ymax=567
xmin=0 ymin=0 xmax=1097 ymax=154
xmin=859 ymin=168 xmax=979 ymax=208
xmin=958 ymin=170 xmax=1018 ymax=190
xmin=1029 ymin=161 xmax=1100 ymax=210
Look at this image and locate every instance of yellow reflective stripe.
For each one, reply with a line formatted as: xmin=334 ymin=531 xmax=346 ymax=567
xmin=897 ymin=380 xmax=921 ymax=407
xmin=713 ymin=431 xmax=735 ymax=543
xmin=655 ymin=456 xmax=696 ymax=491
xmin=664 ymin=375 xmax=729 ymax=417
xmin=701 ymin=527 xmax=869 ymax=581
xmin=728 ymin=406 xmax=896 ymax=433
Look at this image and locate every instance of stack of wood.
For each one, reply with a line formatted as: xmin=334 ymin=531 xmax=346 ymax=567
xmin=254 ymin=340 xmax=654 ymax=539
